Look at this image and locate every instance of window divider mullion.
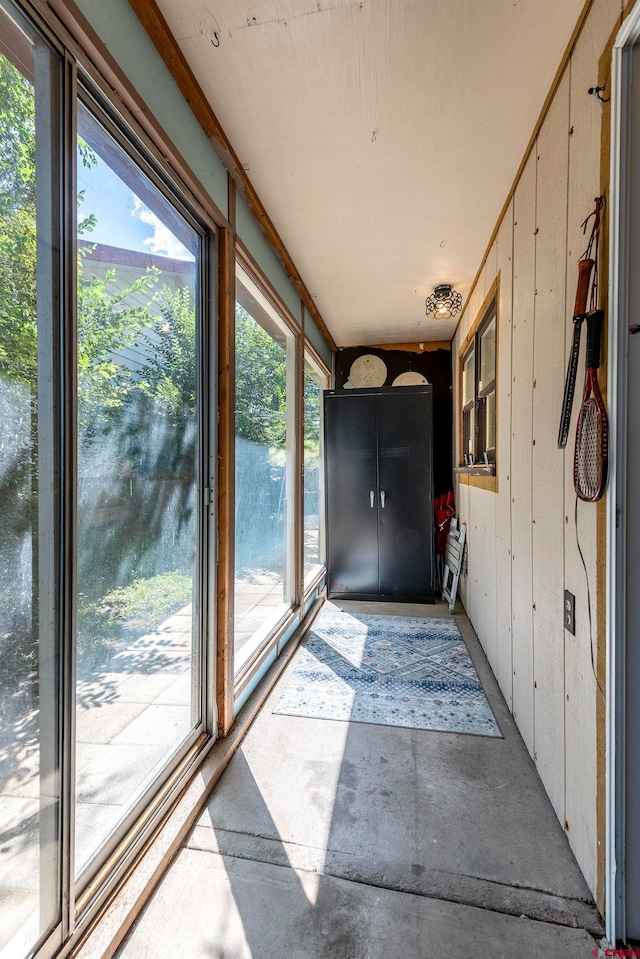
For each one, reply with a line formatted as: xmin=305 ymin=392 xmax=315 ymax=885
xmin=215 ymin=221 xmax=235 ymax=737
xmin=204 ymin=232 xmax=218 ymax=738
xmin=60 ymin=46 xmax=78 ymax=939
xmin=294 ymin=329 xmax=304 ymax=612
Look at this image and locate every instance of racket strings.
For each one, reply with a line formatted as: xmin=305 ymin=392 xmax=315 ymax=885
xmin=576 ymin=398 xmax=603 ymax=500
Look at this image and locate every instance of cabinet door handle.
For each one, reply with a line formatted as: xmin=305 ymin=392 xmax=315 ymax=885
xmin=369 ymin=490 xmax=375 ymax=508
xmin=380 ymin=490 xmax=386 ymax=508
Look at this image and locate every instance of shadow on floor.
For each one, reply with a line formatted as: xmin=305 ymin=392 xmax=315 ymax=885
xmin=116 ymin=601 xmax=602 ymax=959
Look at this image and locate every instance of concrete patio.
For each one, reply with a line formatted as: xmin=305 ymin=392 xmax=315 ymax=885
xmin=234 ymin=573 xmax=288 ymax=669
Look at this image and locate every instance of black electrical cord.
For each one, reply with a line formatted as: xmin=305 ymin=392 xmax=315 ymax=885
xmin=574 ymin=495 xmax=606 ymax=702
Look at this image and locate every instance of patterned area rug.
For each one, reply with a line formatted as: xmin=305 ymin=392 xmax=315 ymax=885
xmin=273 ymin=608 xmax=501 ymax=737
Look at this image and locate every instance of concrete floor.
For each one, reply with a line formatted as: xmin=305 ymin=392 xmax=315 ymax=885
xmin=117 ymin=600 xmax=604 ymax=958
xmin=0 ymin=580 xmax=302 ymax=951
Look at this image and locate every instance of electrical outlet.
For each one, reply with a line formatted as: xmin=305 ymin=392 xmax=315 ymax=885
xmin=564 ymin=590 xmax=575 ymax=635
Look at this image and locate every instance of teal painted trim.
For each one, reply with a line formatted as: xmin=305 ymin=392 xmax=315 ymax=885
xmin=236 ymin=194 xmax=302 ymax=322
xmin=233 ymin=588 xmax=324 ymax=715
xmin=74 ymin=0 xmax=227 ymax=215
xmin=233 ymin=645 xmax=278 ymax=716
xmin=303 ymin=577 xmax=325 ymax=616
xmin=304 ymin=309 xmax=333 ymax=369
xmin=279 ymin=615 xmax=302 ymax=653
xmin=304 ymin=585 xmax=320 ymax=616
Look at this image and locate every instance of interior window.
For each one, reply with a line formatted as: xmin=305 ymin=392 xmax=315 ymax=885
xmin=477 ymin=312 xmax=497 ymax=463
xmin=461 ymin=349 xmax=475 ymax=463
xmin=460 ymin=299 xmax=497 ymax=469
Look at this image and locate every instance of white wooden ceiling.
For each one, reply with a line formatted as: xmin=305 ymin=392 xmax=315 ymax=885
xmin=157 ymin=0 xmax=585 ymax=345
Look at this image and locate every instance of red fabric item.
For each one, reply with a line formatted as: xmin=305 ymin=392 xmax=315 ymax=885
xmin=435 ymin=491 xmax=455 ymax=554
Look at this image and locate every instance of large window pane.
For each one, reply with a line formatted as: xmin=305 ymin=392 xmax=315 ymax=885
xmin=303 ymin=356 xmax=327 ymax=591
xmin=75 ymin=103 xmax=201 ymax=875
xmin=0 ymin=2 xmax=61 ymax=951
xmin=479 ymin=314 xmax=496 ymax=391
xmin=484 ymin=391 xmax=496 ymax=458
xmin=462 ymin=350 xmax=474 ymax=407
xmin=235 ymin=267 xmax=295 ymax=673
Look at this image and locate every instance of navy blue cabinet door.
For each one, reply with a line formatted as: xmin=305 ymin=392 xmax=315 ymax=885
xmin=325 ymin=392 xmax=379 ymax=596
xmin=377 ymin=390 xmax=434 ymax=598
xmin=325 ymin=386 xmax=434 ymax=602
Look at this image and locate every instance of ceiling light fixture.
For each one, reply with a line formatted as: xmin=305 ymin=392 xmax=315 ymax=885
xmin=425 ymin=283 xmax=462 ymax=319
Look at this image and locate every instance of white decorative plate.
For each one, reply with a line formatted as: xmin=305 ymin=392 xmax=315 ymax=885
xmin=349 ymin=354 xmax=388 ymax=388
xmin=392 ymin=371 xmax=429 ymax=386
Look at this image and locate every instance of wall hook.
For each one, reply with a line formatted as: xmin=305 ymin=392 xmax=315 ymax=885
xmin=588 ymin=84 xmax=610 ymax=103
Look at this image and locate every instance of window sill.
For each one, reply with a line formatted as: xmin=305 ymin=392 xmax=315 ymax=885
xmin=454 ymin=466 xmax=498 ymax=493
xmin=454 ymin=465 xmax=496 ymax=477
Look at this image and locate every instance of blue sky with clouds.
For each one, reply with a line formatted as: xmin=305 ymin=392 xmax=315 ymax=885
xmin=77 ymin=144 xmax=193 ymax=261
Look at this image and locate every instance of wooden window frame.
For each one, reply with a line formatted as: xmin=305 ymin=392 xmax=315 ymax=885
xmin=456 ymin=277 xmax=499 ymax=492
xmin=302 ymin=350 xmax=329 ymax=598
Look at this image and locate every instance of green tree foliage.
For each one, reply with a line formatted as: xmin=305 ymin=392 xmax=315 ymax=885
xmin=0 ymin=57 xmax=36 ymax=384
xmin=0 ymin=56 xmax=35 ymax=215
xmin=303 ymin=371 xmax=321 ymax=447
xmin=235 ymin=304 xmax=287 ymax=449
xmin=0 ymin=53 xmax=173 ymax=438
xmin=77 ymin=263 xmax=160 ymax=442
xmin=0 ymin=203 xmax=36 ymax=382
xmin=137 ymin=286 xmax=196 ymax=431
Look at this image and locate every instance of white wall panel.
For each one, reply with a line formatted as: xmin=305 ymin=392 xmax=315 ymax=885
xmin=495 ymin=204 xmax=514 ymax=711
xmin=457 ymin=479 xmax=471 ymax=609
xmin=483 ymin=244 xmax=498 ymax=306
xmin=469 ymin=285 xmax=483 ymax=334
xmin=562 ymin=0 xmax=622 ymax=894
xmin=468 ymin=488 xmax=485 ymax=650
xmin=532 ymin=72 xmax=570 ymax=822
xmin=510 ymin=150 xmax=537 ymax=753
xmin=482 ymin=242 xmax=499 ymax=672
xmin=482 ymin=487 xmax=498 ymax=668
xmin=466 ymin=492 xmax=481 ymax=644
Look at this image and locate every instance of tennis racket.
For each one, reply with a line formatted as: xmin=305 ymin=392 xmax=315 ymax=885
xmin=574 ymin=308 xmax=608 ymax=502
xmin=558 ymin=258 xmax=594 ymax=448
